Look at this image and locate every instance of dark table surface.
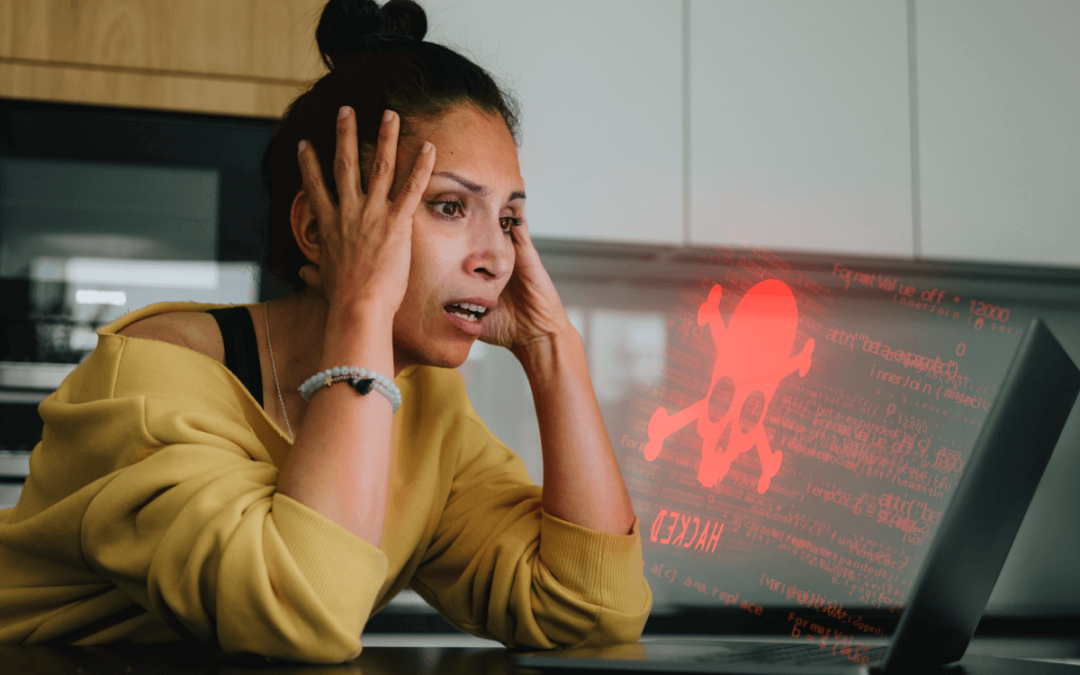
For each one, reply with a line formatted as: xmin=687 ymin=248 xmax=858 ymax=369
xmin=2 ymin=635 xmax=1078 ymax=675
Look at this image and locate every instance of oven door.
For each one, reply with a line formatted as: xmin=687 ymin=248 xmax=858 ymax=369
xmin=0 ymin=98 xmax=275 ymax=506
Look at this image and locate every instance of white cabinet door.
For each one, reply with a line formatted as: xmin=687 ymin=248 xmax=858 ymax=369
xmin=916 ymin=1 xmax=1080 ymax=267
xmin=689 ymin=0 xmax=914 ymax=256
xmin=424 ymin=1 xmax=684 ymax=244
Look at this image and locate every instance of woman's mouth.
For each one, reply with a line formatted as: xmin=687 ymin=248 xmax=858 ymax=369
xmin=443 ymin=301 xmax=490 ymax=336
xmin=444 ymin=301 xmax=489 ymax=322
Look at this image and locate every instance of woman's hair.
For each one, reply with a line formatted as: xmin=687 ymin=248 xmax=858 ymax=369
xmin=262 ymin=0 xmax=521 ymax=291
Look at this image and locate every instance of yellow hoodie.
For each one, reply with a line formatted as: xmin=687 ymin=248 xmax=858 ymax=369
xmin=0 ymin=302 xmax=651 ymax=663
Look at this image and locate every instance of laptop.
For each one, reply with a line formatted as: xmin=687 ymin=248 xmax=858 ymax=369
xmin=515 ymin=317 xmax=1080 ymax=674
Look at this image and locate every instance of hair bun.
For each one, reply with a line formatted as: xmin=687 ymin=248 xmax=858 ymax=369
xmin=316 ymin=0 xmax=428 ymax=70
xmin=381 ymin=0 xmax=427 ymax=41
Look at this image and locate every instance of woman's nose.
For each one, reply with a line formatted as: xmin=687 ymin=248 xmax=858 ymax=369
xmin=465 ymin=218 xmax=514 ymax=280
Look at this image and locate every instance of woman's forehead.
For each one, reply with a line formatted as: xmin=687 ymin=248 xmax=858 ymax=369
xmin=417 ymin=106 xmax=523 ymax=194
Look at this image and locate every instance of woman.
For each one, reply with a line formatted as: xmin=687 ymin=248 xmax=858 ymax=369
xmin=0 ymin=0 xmax=651 ymax=663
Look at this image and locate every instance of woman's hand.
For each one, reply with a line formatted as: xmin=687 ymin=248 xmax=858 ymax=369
xmin=488 ymin=219 xmax=638 ymax=536
xmin=296 ymin=107 xmax=435 ymax=317
xmin=480 ymin=219 xmax=577 ymax=355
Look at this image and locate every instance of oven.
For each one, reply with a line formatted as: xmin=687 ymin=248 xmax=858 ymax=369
xmin=0 ymin=98 xmax=275 ymax=506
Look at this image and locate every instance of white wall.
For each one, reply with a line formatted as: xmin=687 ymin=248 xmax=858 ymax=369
xmin=689 ymin=0 xmax=913 ymax=257
xmin=916 ymin=0 xmax=1080 ymax=266
xmin=423 ymin=0 xmax=1080 ymax=267
xmin=424 ymin=0 xmax=683 ymax=245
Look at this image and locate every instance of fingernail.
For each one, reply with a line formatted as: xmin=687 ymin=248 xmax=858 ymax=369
xmin=339 ymin=106 xmax=350 ymax=119
xmin=421 ymin=141 xmax=432 ymax=154
xmin=383 ymin=109 xmax=394 ymax=122
xmin=298 ymin=140 xmax=308 ymax=152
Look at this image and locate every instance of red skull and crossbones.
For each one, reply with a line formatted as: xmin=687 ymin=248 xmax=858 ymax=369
xmin=644 ymin=280 xmax=814 ymax=494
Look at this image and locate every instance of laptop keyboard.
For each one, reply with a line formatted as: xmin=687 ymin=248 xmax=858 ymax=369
xmin=693 ymin=642 xmax=888 ymax=666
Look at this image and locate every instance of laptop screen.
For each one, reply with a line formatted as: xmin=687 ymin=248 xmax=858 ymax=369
xmin=609 ymin=247 xmax=1030 ymax=638
xmin=460 ymin=241 xmax=1080 ymax=641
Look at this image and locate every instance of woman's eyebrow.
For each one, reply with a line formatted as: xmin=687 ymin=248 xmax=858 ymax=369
xmin=433 ymin=171 xmax=526 ymax=201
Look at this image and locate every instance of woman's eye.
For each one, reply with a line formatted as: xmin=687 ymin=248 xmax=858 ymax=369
xmin=500 ymin=217 xmax=520 ymax=234
xmin=433 ymin=199 xmax=465 ymax=219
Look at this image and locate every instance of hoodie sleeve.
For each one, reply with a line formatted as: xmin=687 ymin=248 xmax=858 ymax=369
xmin=63 ymin=337 xmax=388 ymax=663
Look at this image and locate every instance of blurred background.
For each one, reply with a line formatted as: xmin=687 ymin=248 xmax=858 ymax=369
xmin=1 ymin=0 xmax=1078 ymax=638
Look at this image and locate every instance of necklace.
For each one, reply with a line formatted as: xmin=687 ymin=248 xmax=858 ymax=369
xmin=264 ymin=301 xmax=294 ymax=440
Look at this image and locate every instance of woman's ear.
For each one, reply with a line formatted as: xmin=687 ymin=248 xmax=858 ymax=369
xmin=290 ymin=189 xmax=321 ymax=267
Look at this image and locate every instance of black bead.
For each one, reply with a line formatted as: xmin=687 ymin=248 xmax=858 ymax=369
xmin=351 ymin=378 xmax=375 ymax=395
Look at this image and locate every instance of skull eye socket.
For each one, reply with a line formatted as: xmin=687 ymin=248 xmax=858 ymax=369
xmin=739 ymin=390 xmax=767 ymax=434
xmin=707 ymin=376 xmax=735 ymax=423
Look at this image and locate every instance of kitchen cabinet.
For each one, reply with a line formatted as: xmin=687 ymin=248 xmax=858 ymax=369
xmin=0 ymin=0 xmax=325 ymax=118
xmin=688 ymin=0 xmax=914 ymax=257
xmin=425 ymin=0 xmax=684 ymax=244
xmin=916 ymin=0 xmax=1080 ymax=266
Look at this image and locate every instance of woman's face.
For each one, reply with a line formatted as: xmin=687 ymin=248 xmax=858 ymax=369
xmin=388 ymin=105 xmax=524 ymax=369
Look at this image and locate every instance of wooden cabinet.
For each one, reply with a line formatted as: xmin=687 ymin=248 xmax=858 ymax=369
xmin=688 ymin=0 xmax=914 ymax=257
xmin=0 ymin=0 xmax=685 ymax=243
xmin=10 ymin=1 xmax=1075 ymax=262
xmin=915 ymin=0 xmax=1080 ymax=267
xmin=0 ymin=0 xmax=327 ymax=118
xmin=424 ymin=0 xmax=684 ymax=244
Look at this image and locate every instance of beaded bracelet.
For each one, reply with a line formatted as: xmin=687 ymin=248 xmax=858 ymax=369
xmin=299 ymin=366 xmax=401 ymax=413
xmin=322 ymin=374 xmax=401 ymax=412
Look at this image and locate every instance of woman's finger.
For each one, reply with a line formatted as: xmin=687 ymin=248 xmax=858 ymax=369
xmin=332 ymin=106 xmax=362 ymax=212
xmin=509 ymin=217 xmax=543 ymax=266
xmin=296 ymin=140 xmax=336 ymax=233
xmin=387 ymin=141 xmax=436 ymax=224
xmin=366 ymin=109 xmax=399 ymax=204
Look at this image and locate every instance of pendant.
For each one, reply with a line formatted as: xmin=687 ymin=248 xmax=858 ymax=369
xmin=350 ymin=378 xmax=375 ymax=395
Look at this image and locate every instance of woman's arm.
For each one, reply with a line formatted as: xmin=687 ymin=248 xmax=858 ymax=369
xmin=275 ymin=307 xmax=396 ymax=548
xmin=515 ymin=329 xmax=637 ymax=536
xmin=275 ymin=107 xmax=435 ymax=548
xmin=407 ymin=368 xmax=651 ymax=650
xmin=480 ymin=217 xmax=636 ymax=536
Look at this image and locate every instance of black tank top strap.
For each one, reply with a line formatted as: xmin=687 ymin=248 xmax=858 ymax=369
xmin=206 ymin=306 xmax=264 ymax=408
